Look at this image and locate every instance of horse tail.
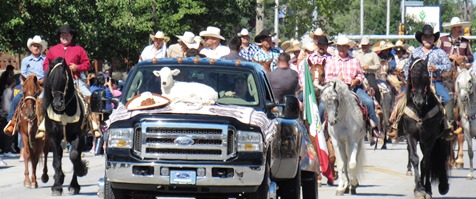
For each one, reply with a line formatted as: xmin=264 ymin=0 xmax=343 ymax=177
xmin=429 ymin=135 xmax=451 ymax=195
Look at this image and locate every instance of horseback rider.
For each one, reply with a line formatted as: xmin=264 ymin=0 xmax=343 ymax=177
xmin=35 ymin=24 xmax=100 ymax=139
xmin=4 ymin=35 xmax=47 ymax=136
xmin=318 ymin=35 xmax=380 ymax=133
xmin=387 ymin=40 xmax=410 ymax=93
xmin=389 ymin=24 xmax=453 ymax=138
xmin=354 ymin=36 xmax=382 ymax=104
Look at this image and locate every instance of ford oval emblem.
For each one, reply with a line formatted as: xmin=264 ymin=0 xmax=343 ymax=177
xmin=174 ymin=136 xmax=195 ymax=146
xmin=176 ymin=173 xmax=190 ymax=179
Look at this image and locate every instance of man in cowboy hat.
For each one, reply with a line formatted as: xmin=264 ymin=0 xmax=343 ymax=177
xmin=139 ymin=31 xmax=169 ymax=61
xmin=354 ymin=36 xmax=383 ymax=103
xmin=319 ymin=35 xmax=379 ymax=133
xmin=389 ymin=24 xmax=453 ymax=138
xmin=238 ymin=29 xmax=260 ymax=61
xmin=309 ymin=28 xmax=335 ymax=56
xmin=387 ymin=40 xmax=410 ymax=93
xmin=253 ymin=30 xmax=280 ymax=72
xmin=167 ymin=31 xmax=199 ymax=58
xmin=221 ymin=36 xmax=246 ymax=61
xmin=439 ymin=17 xmax=473 ymax=65
xmin=299 ymin=36 xmax=333 ymax=88
xmin=282 ymin=39 xmax=301 ymax=72
xmin=199 ymin=26 xmax=230 ymax=59
xmin=4 ymin=35 xmax=47 ymax=136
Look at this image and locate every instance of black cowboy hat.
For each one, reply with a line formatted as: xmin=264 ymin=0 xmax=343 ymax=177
xmin=415 ymin=25 xmax=440 ymax=43
xmin=254 ymin=30 xmax=276 ymax=43
xmin=57 ymin=25 xmax=78 ymax=38
xmin=317 ymin=36 xmax=333 ymax=45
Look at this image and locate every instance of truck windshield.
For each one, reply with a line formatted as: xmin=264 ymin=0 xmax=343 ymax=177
xmin=125 ymin=65 xmax=259 ymax=106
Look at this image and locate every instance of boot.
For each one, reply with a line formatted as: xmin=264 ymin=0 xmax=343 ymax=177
xmin=3 ymin=111 xmax=18 ymax=136
xmin=388 ymin=123 xmax=398 ymax=138
xmin=35 ymin=119 xmax=45 ymax=139
xmin=90 ymin=113 xmax=102 ymax=138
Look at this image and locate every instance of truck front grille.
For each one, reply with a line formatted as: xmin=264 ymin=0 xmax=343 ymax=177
xmin=133 ymin=122 xmax=236 ymax=161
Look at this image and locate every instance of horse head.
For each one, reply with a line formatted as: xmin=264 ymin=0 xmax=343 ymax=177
xmin=456 ymin=69 xmax=475 ymax=104
xmin=45 ymin=58 xmax=74 ymax=112
xmin=22 ymin=74 xmax=42 ymax=120
xmin=320 ymin=79 xmax=340 ymax=125
xmin=408 ymin=58 xmax=430 ymax=109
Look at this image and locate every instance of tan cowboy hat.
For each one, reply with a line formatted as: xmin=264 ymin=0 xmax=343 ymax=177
xmin=372 ymin=40 xmax=394 ymax=52
xmin=360 ymin=36 xmax=371 ymax=46
xmin=393 ymin=40 xmax=409 ymax=51
xmin=149 ymin=31 xmax=170 ymax=42
xmin=303 ymin=42 xmax=317 ymax=52
xmin=335 ymin=35 xmax=355 ymax=46
xmin=237 ymin=28 xmax=250 ymax=37
xmin=309 ymin=28 xmax=326 ymax=38
xmin=176 ymin=31 xmax=199 ymax=49
xmin=125 ymin=92 xmax=170 ymax=110
xmin=199 ymin=26 xmax=225 ymax=40
xmin=285 ymin=40 xmax=302 ymax=54
xmin=27 ymin=35 xmax=48 ymax=53
xmin=442 ymin=17 xmax=471 ymax=29
xmin=281 ymin=39 xmax=298 ymax=52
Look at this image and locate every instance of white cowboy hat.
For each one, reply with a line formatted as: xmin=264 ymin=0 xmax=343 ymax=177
xmin=125 ymin=92 xmax=170 ymax=110
xmin=176 ymin=31 xmax=199 ymax=49
xmin=393 ymin=40 xmax=409 ymax=51
xmin=335 ymin=35 xmax=355 ymax=46
xmin=303 ymin=42 xmax=317 ymax=52
xmin=199 ymin=26 xmax=225 ymax=40
xmin=237 ymin=29 xmax=250 ymax=37
xmin=442 ymin=17 xmax=471 ymax=29
xmin=281 ymin=39 xmax=299 ymax=52
xmin=149 ymin=31 xmax=170 ymax=42
xmin=27 ymin=35 xmax=48 ymax=53
xmin=360 ymin=36 xmax=371 ymax=46
xmin=372 ymin=40 xmax=394 ymax=52
xmin=309 ymin=28 xmax=326 ymax=38
xmin=272 ymin=36 xmax=281 ymax=45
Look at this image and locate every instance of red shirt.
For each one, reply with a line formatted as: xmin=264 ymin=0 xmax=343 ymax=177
xmin=43 ymin=44 xmax=90 ymax=78
xmin=324 ymin=54 xmax=364 ymax=85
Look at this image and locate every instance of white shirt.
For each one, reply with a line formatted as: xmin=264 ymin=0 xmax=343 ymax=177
xmin=200 ymin=45 xmax=230 ymax=59
xmin=2 ymin=87 xmax=13 ymax=113
xmin=139 ymin=44 xmax=167 ymax=62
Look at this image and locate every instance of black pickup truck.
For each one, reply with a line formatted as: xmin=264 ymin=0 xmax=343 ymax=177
xmin=93 ymin=58 xmax=319 ymax=199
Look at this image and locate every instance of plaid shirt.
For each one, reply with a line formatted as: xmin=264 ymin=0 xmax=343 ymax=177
xmin=325 ymin=54 xmax=364 ymax=85
xmin=404 ymin=46 xmax=452 ymax=79
xmin=239 ymin=43 xmax=260 ymax=61
xmin=253 ymin=48 xmax=280 ymax=71
xmin=298 ymin=52 xmax=331 ymax=87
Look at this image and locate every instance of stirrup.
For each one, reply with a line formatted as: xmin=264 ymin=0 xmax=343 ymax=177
xmin=35 ymin=131 xmax=45 ymax=139
xmin=3 ymin=120 xmax=16 ymax=136
xmin=388 ymin=127 xmax=398 ymax=138
xmin=94 ymin=130 xmax=102 ymax=138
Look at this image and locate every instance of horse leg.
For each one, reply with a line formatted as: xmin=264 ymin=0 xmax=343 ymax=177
xmin=41 ymin=138 xmax=49 ymax=183
xmin=30 ymin=146 xmax=40 ymax=189
xmin=455 ymin=133 xmax=465 ymax=169
xmin=407 ymin=135 xmax=425 ymax=198
xmin=349 ymin=139 xmax=363 ymax=195
xmin=331 ymin=137 xmax=346 ymax=196
xmin=406 ymin=145 xmax=413 ymax=176
xmin=21 ymin=133 xmax=31 ymax=188
xmin=464 ymin=123 xmax=474 ymax=180
xmin=51 ymin=137 xmax=65 ymax=196
xmin=68 ymin=135 xmax=88 ymax=194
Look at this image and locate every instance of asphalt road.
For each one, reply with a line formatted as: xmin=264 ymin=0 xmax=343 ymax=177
xmin=1 ymin=140 xmax=476 ymax=199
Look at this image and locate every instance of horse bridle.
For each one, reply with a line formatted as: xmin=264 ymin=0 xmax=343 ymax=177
xmin=21 ymin=77 xmax=41 ymax=121
xmin=322 ymin=82 xmax=340 ymax=120
xmin=50 ymin=62 xmax=74 ymax=111
xmin=409 ymin=58 xmax=430 ymax=105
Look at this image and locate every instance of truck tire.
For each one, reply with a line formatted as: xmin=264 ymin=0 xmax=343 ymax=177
xmin=104 ymin=179 xmax=127 ymax=199
xmin=301 ymin=171 xmax=319 ymax=199
xmin=278 ymin=166 xmax=301 ymax=199
xmin=246 ymin=163 xmax=271 ymax=199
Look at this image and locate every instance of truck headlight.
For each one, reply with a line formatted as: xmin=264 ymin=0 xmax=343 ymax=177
xmin=237 ymin=131 xmax=263 ymax=152
xmin=108 ymin=128 xmax=134 ymax=149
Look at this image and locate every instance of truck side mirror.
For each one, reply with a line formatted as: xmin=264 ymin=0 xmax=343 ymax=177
xmin=282 ymin=95 xmax=300 ymax=119
xmin=91 ymin=89 xmax=107 ymax=113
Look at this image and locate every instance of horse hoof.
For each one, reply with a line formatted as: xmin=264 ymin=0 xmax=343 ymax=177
xmin=414 ymin=191 xmax=426 ymax=199
xmin=350 ymin=188 xmax=357 ymax=195
xmin=336 ymin=190 xmax=345 ymax=196
xmin=41 ymin=174 xmax=49 ymax=183
xmin=425 ymin=193 xmax=432 ymax=199
xmin=24 ymin=181 xmax=31 ymax=188
xmin=317 ymin=181 xmax=322 ymax=187
xmin=30 ymin=182 xmax=38 ymax=189
xmin=455 ymin=163 xmax=464 ymax=169
xmin=466 ymin=174 xmax=474 ymax=180
xmin=438 ymin=181 xmax=449 ymax=195
xmin=69 ymin=187 xmax=80 ymax=195
xmin=52 ymin=190 xmax=62 ymax=196
xmin=381 ymin=144 xmax=387 ymax=150
xmin=406 ymin=171 xmax=413 ymax=176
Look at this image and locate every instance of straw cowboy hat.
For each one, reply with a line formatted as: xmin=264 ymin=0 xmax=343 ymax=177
xmin=125 ymin=92 xmax=170 ymax=110
xmin=284 ymin=40 xmax=302 ymax=53
xmin=254 ymin=30 xmax=276 ymax=43
xmin=57 ymin=25 xmax=78 ymax=38
xmin=309 ymin=28 xmax=326 ymax=38
xmin=393 ymin=40 xmax=409 ymax=52
xmin=27 ymin=35 xmax=48 ymax=53
xmin=360 ymin=36 xmax=371 ymax=46
xmin=237 ymin=29 xmax=251 ymax=37
xmin=442 ymin=17 xmax=471 ymax=29
xmin=372 ymin=40 xmax=394 ymax=52
xmin=149 ymin=31 xmax=170 ymax=42
xmin=176 ymin=31 xmax=199 ymax=49
xmin=335 ymin=35 xmax=355 ymax=46
xmin=415 ymin=25 xmax=440 ymax=43
xmin=303 ymin=42 xmax=317 ymax=52
xmin=199 ymin=26 xmax=225 ymax=40
xmin=281 ymin=39 xmax=298 ymax=51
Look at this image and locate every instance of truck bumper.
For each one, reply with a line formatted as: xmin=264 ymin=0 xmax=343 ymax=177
xmin=106 ymin=161 xmax=265 ymax=192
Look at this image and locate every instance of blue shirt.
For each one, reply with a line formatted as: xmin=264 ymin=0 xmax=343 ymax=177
xmin=253 ymin=48 xmax=281 ymax=71
xmin=404 ymin=46 xmax=451 ymax=80
xmin=239 ymin=44 xmax=260 ymax=61
xmin=21 ymin=54 xmax=45 ymax=80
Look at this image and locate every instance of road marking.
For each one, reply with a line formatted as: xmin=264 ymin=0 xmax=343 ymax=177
xmin=364 ymin=166 xmax=411 ymax=180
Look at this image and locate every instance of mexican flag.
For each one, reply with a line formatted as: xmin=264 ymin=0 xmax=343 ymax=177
xmin=303 ymin=60 xmax=334 ymax=184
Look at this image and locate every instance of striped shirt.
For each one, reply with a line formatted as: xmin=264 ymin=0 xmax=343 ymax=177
xmin=239 ymin=44 xmax=260 ymax=61
xmin=325 ymin=54 xmax=365 ymax=85
xmin=298 ymin=52 xmax=331 ymax=87
xmin=404 ymin=46 xmax=451 ymax=79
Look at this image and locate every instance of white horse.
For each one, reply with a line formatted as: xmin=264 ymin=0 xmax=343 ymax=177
xmin=318 ymin=79 xmax=366 ymax=195
xmin=455 ymin=69 xmax=476 ymax=180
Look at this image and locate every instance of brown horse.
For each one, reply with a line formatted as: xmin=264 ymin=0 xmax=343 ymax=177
xmin=18 ymin=74 xmax=48 ymax=188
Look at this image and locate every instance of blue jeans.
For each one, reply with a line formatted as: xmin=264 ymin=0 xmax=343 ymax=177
xmin=75 ymin=79 xmax=91 ymax=97
xmin=318 ymin=87 xmax=379 ymax=125
xmin=433 ymin=81 xmax=452 ymax=105
xmin=7 ymin=91 xmax=22 ymax=121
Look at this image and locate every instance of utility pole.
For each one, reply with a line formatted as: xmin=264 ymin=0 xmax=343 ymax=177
xmin=401 ymin=0 xmax=405 ymax=24
xmin=360 ymin=0 xmax=364 ymax=35
xmin=256 ymin=0 xmax=265 ymax=34
xmin=386 ymin=0 xmax=390 ymax=35
xmin=274 ymin=0 xmax=279 ymax=37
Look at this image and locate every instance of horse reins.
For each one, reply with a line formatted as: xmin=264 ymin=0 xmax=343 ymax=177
xmin=50 ymin=62 xmax=75 ymax=110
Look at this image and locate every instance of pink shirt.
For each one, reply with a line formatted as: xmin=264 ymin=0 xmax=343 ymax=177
xmin=298 ymin=52 xmax=331 ymax=87
xmin=43 ymin=44 xmax=90 ymax=78
xmin=324 ymin=54 xmax=364 ymax=85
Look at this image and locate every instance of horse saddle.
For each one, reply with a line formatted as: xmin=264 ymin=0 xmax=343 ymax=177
xmin=351 ymin=92 xmax=372 ymax=128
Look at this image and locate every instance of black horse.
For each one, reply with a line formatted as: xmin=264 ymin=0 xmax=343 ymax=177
xmin=399 ymin=58 xmax=451 ymax=199
xmin=43 ymin=57 xmax=88 ymax=196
